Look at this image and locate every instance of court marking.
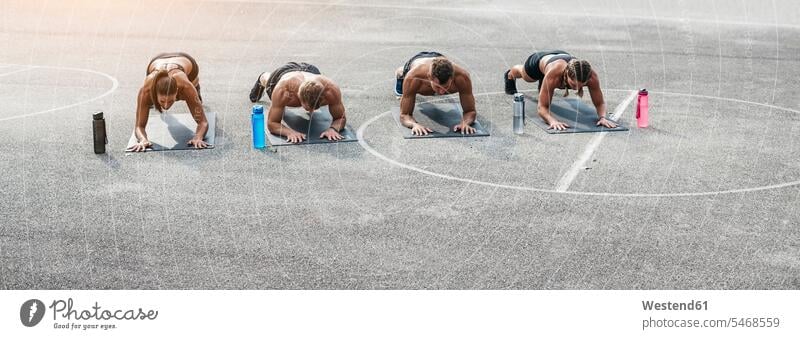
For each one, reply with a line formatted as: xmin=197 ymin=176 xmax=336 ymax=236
xmin=0 ymin=64 xmax=119 ymax=122
xmin=357 ymin=89 xmax=800 ymax=198
xmin=0 ymin=66 xmax=38 ymax=77
xmin=554 ymin=90 xmax=638 ymax=192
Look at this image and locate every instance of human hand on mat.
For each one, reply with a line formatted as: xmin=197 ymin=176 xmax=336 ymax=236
xmin=320 ymin=128 xmax=344 ymax=141
xmin=128 ymin=141 xmax=152 ymax=152
xmin=548 ymin=120 xmax=570 ymax=131
xmin=596 ymin=117 xmax=617 ymax=129
xmin=187 ymin=138 xmax=209 ymax=149
xmin=454 ymin=121 xmax=476 ymax=134
xmin=411 ymin=123 xmax=433 ymax=136
xmin=286 ymin=131 xmax=307 ymax=144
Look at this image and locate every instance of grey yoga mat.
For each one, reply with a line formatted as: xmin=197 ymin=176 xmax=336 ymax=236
xmin=126 ymin=111 xmax=216 ymax=152
xmin=391 ymin=102 xmax=489 ymax=139
xmin=527 ymin=97 xmax=627 ymax=134
xmin=266 ymin=107 xmax=357 ymax=146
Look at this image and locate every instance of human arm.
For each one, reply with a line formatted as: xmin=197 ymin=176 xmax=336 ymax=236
xmin=399 ymin=76 xmax=432 ymax=136
xmin=321 ymin=91 xmax=346 ymax=141
xmin=183 ymin=81 xmax=210 ymax=148
xmin=455 ymin=73 xmax=477 ymax=134
xmin=587 ymin=71 xmax=616 ymax=128
xmin=537 ymin=72 xmax=570 ymax=131
xmin=266 ymin=88 xmax=305 ymax=143
xmin=129 ymin=87 xmax=153 ymax=152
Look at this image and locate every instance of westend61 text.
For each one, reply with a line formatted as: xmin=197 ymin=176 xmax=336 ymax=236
xmin=642 ymin=300 xmax=708 ymax=311
xmin=50 ymin=298 xmax=158 ymax=321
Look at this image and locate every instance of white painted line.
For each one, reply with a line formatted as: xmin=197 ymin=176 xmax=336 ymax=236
xmin=357 ymin=89 xmax=800 ymax=198
xmin=0 ymin=66 xmax=37 ymax=77
xmin=0 ymin=65 xmax=118 ymax=122
xmin=554 ymin=90 xmax=638 ymax=192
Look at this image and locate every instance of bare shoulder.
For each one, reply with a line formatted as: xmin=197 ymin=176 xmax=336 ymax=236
xmin=540 ymin=68 xmax=563 ymax=93
xmin=318 ymin=75 xmax=339 ymax=88
xmin=453 ymin=63 xmax=470 ymax=76
xmin=544 ymin=60 xmax=567 ymax=77
xmin=402 ymin=67 xmax=425 ymax=92
xmin=321 ymin=77 xmax=342 ymax=100
xmin=172 ymin=71 xmax=191 ymax=83
xmin=454 ymin=66 xmax=472 ymax=86
xmin=271 ymin=84 xmax=289 ymax=105
xmin=137 ymin=80 xmax=152 ymax=102
xmin=542 ymin=62 xmax=566 ymax=83
xmin=142 ymin=72 xmax=157 ymax=86
xmin=174 ymin=73 xmax=193 ymax=90
xmin=588 ymin=69 xmax=601 ymax=85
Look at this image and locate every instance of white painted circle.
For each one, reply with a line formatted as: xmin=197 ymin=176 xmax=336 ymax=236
xmin=357 ymin=89 xmax=800 ymax=197
xmin=0 ymin=64 xmax=119 ymax=122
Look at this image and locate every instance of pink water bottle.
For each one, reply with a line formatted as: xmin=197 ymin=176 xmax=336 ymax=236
xmin=636 ymin=88 xmax=649 ymax=128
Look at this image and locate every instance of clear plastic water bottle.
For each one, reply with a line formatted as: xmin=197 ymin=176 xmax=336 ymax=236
xmin=251 ymin=105 xmax=265 ymax=149
xmin=513 ymin=93 xmax=525 ymax=135
xmin=92 ymin=111 xmax=107 ymax=154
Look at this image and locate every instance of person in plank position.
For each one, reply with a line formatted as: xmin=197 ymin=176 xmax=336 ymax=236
xmin=394 ymin=51 xmax=478 ymax=136
xmin=504 ymin=50 xmax=617 ymax=131
xmin=130 ymin=52 xmax=209 ymax=152
xmin=249 ymin=62 xmax=346 ymax=143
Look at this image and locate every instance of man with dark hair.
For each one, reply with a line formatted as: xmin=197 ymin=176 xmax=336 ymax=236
xmin=394 ymin=51 xmax=478 ymax=136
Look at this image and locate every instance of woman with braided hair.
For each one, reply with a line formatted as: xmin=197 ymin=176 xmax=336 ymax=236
xmin=504 ymin=50 xmax=617 ymax=131
xmin=129 ymin=52 xmax=209 ymax=152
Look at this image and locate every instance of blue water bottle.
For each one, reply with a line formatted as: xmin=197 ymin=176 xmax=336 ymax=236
xmin=251 ymin=105 xmax=265 ymax=149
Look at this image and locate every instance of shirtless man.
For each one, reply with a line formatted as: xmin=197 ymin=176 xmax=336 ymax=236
xmin=248 ymin=62 xmax=346 ymax=143
xmin=394 ymin=51 xmax=478 ymax=136
xmin=504 ymin=50 xmax=617 ymax=131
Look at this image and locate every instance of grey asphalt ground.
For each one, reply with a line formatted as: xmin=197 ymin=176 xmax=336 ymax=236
xmin=1 ymin=0 xmax=798 ymax=289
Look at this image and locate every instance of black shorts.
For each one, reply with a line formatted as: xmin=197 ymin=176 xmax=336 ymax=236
xmin=265 ymin=62 xmax=321 ymax=99
xmin=523 ymin=50 xmax=570 ymax=81
xmin=400 ymin=51 xmax=444 ymax=79
xmin=147 ymin=52 xmax=200 ymax=82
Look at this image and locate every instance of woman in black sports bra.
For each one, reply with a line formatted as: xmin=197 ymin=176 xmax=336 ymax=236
xmin=130 ymin=52 xmax=209 ymax=152
xmin=504 ymin=50 xmax=617 ymax=131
